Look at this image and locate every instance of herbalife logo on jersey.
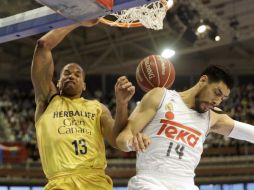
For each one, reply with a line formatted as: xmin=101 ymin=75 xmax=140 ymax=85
xmin=157 ymin=111 xmax=201 ymax=148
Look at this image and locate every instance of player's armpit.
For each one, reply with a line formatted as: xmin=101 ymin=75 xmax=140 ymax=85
xmin=210 ymin=112 xmax=234 ymax=136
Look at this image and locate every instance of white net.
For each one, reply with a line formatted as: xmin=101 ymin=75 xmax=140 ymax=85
xmin=105 ymin=0 xmax=168 ymax=30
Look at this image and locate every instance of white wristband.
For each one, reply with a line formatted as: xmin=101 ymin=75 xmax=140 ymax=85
xmin=229 ymin=120 xmax=254 ymax=143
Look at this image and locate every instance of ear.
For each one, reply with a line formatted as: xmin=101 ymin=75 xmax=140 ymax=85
xmin=199 ymin=75 xmax=208 ymax=83
xmin=83 ymin=82 xmax=86 ymax=91
xmin=57 ymin=80 xmax=61 ymax=89
xmin=198 ymin=75 xmax=208 ymax=88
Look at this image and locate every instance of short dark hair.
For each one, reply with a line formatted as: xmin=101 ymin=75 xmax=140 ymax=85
xmin=200 ymin=65 xmax=234 ymax=89
xmin=59 ymin=63 xmax=85 ymax=79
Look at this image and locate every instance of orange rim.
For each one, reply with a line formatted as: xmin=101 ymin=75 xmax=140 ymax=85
xmin=99 ymin=17 xmax=143 ymax=28
xmin=99 ymin=0 xmax=169 ymax=28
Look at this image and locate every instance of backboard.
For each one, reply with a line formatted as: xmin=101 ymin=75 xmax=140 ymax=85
xmin=0 ymin=0 xmax=157 ymax=43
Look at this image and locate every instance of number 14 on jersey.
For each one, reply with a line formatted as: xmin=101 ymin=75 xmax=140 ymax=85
xmin=166 ymin=142 xmax=185 ymax=159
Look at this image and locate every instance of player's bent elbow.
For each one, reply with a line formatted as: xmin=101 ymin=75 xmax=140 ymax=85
xmin=36 ymin=39 xmax=52 ymax=50
xmin=116 ymin=134 xmax=131 ymax=152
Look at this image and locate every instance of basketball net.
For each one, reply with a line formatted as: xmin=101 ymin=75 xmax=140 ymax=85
xmin=99 ymin=0 xmax=170 ymax=30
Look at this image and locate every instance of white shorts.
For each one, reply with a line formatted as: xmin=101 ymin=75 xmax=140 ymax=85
xmin=128 ymin=174 xmax=199 ymax=190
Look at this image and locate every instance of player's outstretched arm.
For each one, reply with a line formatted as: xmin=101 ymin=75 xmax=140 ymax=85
xmin=210 ymin=111 xmax=254 ymax=143
xmin=116 ymin=87 xmax=165 ymax=152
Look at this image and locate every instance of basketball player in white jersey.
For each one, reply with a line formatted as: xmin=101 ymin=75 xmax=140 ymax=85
xmin=116 ymin=65 xmax=254 ymax=190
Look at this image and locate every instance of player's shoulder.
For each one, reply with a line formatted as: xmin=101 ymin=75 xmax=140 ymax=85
xmin=210 ymin=107 xmax=225 ymax=124
xmin=141 ymin=87 xmax=166 ymax=108
xmin=210 ymin=107 xmax=232 ymax=131
xmin=147 ymin=87 xmax=176 ymax=101
xmin=99 ymin=103 xmax=113 ymax=120
xmin=81 ymin=98 xmax=103 ymax=113
xmin=148 ymin=87 xmax=166 ymax=96
xmin=83 ymin=98 xmax=101 ymax=104
xmin=211 ymin=107 xmax=225 ymax=114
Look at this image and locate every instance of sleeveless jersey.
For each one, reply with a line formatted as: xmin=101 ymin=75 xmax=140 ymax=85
xmin=35 ymin=95 xmax=106 ymax=179
xmin=137 ymin=90 xmax=211 ymax=178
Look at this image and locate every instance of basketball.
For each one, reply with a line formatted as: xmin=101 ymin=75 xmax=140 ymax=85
xmin=136 ymin=55 xmax=175 ymax=92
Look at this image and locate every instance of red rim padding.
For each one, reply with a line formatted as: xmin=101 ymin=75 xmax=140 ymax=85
xmin=96 ymin=0 xmax=114 ymax=10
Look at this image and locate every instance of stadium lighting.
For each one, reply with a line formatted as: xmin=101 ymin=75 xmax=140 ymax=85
xmin=215 ymin=35 xmax=221 ymax=41
xmin=161 ymin=48 xmax=175 ymax=58
xmin=197 ymin=24 xmax=208 ymax=34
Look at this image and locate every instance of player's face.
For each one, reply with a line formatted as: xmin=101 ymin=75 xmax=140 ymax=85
xmin=194 ymin=81 xmax=230 ymax=113
xmin=58 ymin=63 xmax=85 ymax=97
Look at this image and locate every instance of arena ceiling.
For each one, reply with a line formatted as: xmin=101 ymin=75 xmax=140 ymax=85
xmin=0 ymin=0 xmax=254 ymax=80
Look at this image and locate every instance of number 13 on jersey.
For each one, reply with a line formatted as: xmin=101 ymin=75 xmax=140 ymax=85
xmin=72 ymin=139 xmax=87 ymax=155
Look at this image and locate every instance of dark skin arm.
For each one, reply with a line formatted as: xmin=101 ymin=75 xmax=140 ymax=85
xmin=100 ymin=76 xmax=135 ymax=148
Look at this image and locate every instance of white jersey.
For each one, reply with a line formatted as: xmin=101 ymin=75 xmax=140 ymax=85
xmin=136 ymin=89 xmax=211 ymax=178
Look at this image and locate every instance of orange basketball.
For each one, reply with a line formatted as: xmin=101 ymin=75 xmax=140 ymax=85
xmin=136 ymin=55 xmax=175 ymax=92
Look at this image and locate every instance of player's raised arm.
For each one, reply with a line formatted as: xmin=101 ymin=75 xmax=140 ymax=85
xmin=31 ymin=23 xmax=81 ymax=122
xmin=31 ymin=20 xmax=98 ymax=122
xmin=31 ymin=23 xmax=82 ymax=102
xmin=100 ymin=76 xmax=135 ymax=148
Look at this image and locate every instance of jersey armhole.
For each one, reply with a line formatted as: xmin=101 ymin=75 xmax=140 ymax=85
xmin=206 ymin=110 xmax=212 ymax=136
xmin=157 ymin=88 xmax=167 ymax=110
xmin=48 ymin=93 xmax=59 ymax=104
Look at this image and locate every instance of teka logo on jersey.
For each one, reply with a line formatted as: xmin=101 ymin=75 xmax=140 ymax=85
xmin=157 ymin=116 xmax=201 ymax=148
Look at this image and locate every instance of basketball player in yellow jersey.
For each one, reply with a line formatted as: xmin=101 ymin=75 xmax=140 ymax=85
xmin=31 ymin=20 xmax=135 ymax=190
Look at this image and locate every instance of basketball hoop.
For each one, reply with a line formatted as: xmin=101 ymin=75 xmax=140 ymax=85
xmin=99 ymin=0 xmax=170 ymax=30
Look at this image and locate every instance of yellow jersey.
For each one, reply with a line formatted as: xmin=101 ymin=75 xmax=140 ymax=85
xmin=35 ymin=95 xmax=107 ymax=179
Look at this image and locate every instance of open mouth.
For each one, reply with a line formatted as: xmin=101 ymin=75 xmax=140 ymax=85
xmin=200 ymin=103 xmax=214 ymax=112
xmin=65 ymin=80 xmax=75 ymax=84
xmin=64 ymin=80 xmax=76 ymax=87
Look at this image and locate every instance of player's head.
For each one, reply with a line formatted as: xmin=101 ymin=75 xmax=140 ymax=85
xmin=57 ymin=63 xmax=86 ymax=98
xmin=194 ymin=65 xmax=234 ymax=113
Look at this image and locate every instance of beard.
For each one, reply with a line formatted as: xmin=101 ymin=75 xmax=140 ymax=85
xmin=61 ymin=87 xmax=76 ymax=96
xmin=194 ymin=98 xmax=209 ymax=113
xmin=60 ymin=82 xmax=79 ymax=97
xmin=193 ymin=88 xmax=213 ymax=113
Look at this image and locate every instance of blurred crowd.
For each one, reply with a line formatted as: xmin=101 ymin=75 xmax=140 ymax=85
xmin=0 ymin=82 xmax=253 ymax=161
